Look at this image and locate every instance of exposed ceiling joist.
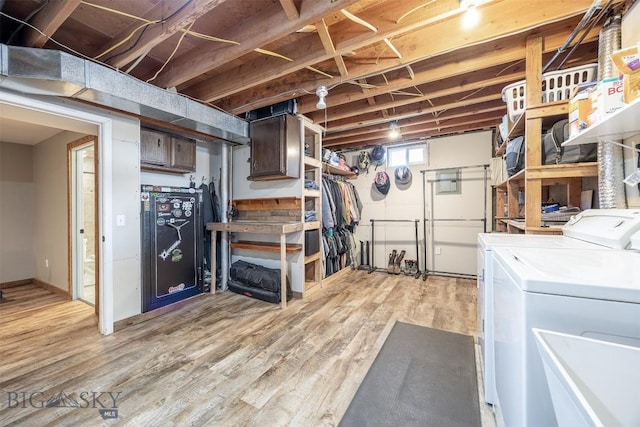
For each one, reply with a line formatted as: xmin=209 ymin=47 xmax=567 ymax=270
xmin=315 ymin=19 xmax=349 ymax=77
xmin=152 ymin=0 xmax=361 ymax=88
xmin=23 ymin=0 xmax=82 ymax=48
xmin=279 ymin=0 xmax=300 ymax=21
xmin=99 ymin=0 xmax=229 ymax=69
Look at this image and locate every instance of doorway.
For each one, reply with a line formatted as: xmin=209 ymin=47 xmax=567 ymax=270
xmin=69 ymin=136 xmax=99 ymax=311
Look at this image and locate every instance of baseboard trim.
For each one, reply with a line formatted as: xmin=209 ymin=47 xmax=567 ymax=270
xmin=32 ymin=279 xmax=71 ymax=300
xmin=114 ymin=293 xmax=208 ymax=332
xmin=0 ymin=278 xmax=33 ymax=289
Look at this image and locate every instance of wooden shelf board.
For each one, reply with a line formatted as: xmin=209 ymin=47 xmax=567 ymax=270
xmin=304 ymin=221 xmax=320 ymax=230
xmin=233 ymin=197 xmax=301 ymax=211
xmin=207 ymin=221 xmax=304 ymax=234
xmin=305 ymin=252 xmax=321 ymax=263
xmin=304 ymin=156 xmax=322 ymax=168
xmin=322 ymin=163 xmax=356 ymax=178
xmin=526 ymin=101 xmax=568 ymax=119
xmin=507 ymin=169 xmax=526 ymax=183
xmin=303 ymin=189 xmax=321 ymax=198
xmin=230 ymin=240 xmax=302 ymax=253
xmin=526 ymin=162 xmax=598 ymax=180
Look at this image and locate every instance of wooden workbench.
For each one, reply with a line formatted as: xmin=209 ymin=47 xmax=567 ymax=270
xmin=206 ymin=221 xmax=304 ymax=308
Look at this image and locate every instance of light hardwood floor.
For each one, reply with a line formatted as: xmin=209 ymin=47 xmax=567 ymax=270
xmin=0 ymin=270 xmax=491 ymax=426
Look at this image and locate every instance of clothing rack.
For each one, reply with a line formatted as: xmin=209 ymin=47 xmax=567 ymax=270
xmin=368 ymin=219 xmax=420 ymax=277
xmin=420 ymin=164 xmax=489 ymax=280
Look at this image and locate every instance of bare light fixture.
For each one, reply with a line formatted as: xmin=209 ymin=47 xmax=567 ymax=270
xmin=460 ymin=0 xmax=480 ymax=29
xmin=389 ymin=121 xmax=401 ymax=139
xmin=316 ymin=85 xmax=328 ymax=109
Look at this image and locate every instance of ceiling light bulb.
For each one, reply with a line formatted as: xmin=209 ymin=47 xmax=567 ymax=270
xmin=389 ymin=121 xmax=400 ymax=139
xmin=461 ymin=3 xmax=480 ymax=29
xmin=316 ymin=85 xmax=328 ymax=109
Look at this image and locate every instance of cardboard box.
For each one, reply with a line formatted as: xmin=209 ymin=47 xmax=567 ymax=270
xmin=588 ymin=77 xmax=625 ymax=126
xmin=610 ymin=46 xmax=640 ymax=103
xmin=568 ymin=84 xmax=595 ymax=137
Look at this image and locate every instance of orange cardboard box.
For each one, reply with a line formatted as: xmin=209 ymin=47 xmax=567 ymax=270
xmin=568 ymin=82 xmax=596 ymax=137
xmin=610 ymin=46 xmax=640 ymax=103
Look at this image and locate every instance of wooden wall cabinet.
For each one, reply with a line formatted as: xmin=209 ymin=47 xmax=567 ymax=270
xmin=248 ymin=113 xmax=301 ymax=181
xmin=170 ymin=136 xmax=196 ymax=171
xmin=140 ymin=128 xmax=170 ymax=166
xmin=141 ymin=128 xmax=196 ymax=173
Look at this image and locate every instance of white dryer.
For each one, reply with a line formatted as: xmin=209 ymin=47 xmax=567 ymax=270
xmin=477 ymin=208 xmax=640 ymax=405
xmin=491 ymin=243 xmax=640 ymax=427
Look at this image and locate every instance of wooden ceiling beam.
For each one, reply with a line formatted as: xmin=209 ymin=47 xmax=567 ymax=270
xmin=316 ymin=19 xmax=349 ymax=77
xmin=333 ymin=119 xmax=499 ymax=150
xmin=185 ymin=0 xmax=459 ymax=101
xmin=297 ymin=34 xmax=599 ymax=115
xmin=23 ymin=0 xmax=82 ymax=48
xmin=279 ymin=0 xmax=300 ymax=21
xmin=324 ymin=111 xmax=503 ymax=146
xmin=101 ymin=0 xmax=229 ymax=69
xmin=152 ymin=0 xmax=361 ymax=88
xmin=312 ymin=71 xmax=524 ymax=123
xmin=324 ymin=92 xmax=503 ymax=133
xmin=194 ymin=0 xmax=603 ymax=107
xmin=323 ymin=102 xmax=505 ymax=141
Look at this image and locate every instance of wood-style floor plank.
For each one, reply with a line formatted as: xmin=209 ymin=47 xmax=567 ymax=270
xmin=0 ymin=269 xmax=484 ymax=426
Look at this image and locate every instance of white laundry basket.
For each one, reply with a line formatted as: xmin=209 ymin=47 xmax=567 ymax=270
xmin=502 ymin=64 xmax=598 ymax=122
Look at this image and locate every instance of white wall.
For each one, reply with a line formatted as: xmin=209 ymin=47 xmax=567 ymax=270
xmin=0 ymin=142 xmax=35 ymax=283
xmin=347 ymin=130 xmax=492 ymax=276
xmin=33 ymin=131 xmax=86 ymax=291
xmin=110 ymin=118 xmax=142 ymax=321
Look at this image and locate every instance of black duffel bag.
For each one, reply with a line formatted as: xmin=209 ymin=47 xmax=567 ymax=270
xmin=543 ymin=119 xmax=597 ymax=165
xmin=229 ymin=260 xmax=292 ymax=303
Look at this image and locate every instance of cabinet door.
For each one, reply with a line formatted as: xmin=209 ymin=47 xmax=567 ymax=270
xmin=141 ymin=129 xmax=170 ymax=165
xmin=171 ymin=136 xmax=196 ymax=172
xmin=249 ymin=114 xmax=300 ymax=180
xmin=249 ymin=115 xmax=286 ymax=178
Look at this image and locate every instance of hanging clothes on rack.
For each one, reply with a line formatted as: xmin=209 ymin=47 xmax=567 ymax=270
xmin=321 ymin=174 xmax=363 ymax=277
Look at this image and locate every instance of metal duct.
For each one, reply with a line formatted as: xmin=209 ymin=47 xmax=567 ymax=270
xmin=0 ymin=44 xmax=249 ymax=144
xmin=596 ymin=15 xmax=626 ymax=208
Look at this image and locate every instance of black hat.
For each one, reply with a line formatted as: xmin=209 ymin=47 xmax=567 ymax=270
xmin=374 ymin=171 xmax=390 ymax=195
xmin=394 ymin=166 xmax=412 ymax=184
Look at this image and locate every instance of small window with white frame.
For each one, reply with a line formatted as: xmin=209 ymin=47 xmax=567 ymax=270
xmin=387 ymin=144 xmax=425 ymax=167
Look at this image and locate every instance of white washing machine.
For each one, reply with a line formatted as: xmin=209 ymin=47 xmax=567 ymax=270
xmin=491 ymin=243 xmax=640 ymax=427
xmin=477 ymin=208 xmax=640 ymax=405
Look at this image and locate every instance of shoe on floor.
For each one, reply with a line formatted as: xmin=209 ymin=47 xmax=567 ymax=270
xmin=387 ymin=249 xmax=397 ymax=274
xmin=394 ymin=250 xmax=406 ymax=274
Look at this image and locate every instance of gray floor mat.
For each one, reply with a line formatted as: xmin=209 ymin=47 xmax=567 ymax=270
xmin=339 ymin=321 xmax=481 ymax=427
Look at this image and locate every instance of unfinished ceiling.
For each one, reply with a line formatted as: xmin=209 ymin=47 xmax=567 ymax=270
xmin=0 ymin=0 xmax=632 ymax=151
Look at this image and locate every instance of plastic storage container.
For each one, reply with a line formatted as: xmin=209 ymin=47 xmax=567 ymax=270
xmin=502 ymin=64 xmax=598 ymax=122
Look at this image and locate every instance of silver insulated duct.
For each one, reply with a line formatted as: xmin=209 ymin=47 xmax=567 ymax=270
xmin=0 ymin=44 xmax=249 ymax=145
xmin=596 ymin=15 xmax=627 ymax=208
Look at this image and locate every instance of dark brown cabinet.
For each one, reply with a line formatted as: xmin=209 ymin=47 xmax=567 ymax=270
xmin=248 ymin=114 xmax=300 ymax=180
xmin=140 ymin=128 xmax=196 ymax=173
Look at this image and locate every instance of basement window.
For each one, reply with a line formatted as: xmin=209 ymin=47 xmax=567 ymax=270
xmin=387 ymin=145 xmax=425 ymax=167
